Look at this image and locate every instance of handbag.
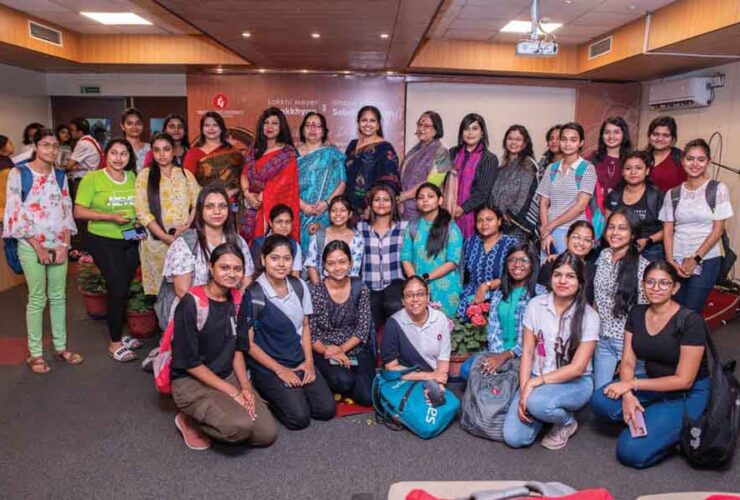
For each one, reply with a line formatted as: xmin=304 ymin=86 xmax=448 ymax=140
xmin=372 ymin=367 xmax=459 ymax=439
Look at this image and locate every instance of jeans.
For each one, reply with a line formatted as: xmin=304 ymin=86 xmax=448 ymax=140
xmin=18 ymin=241 xmax=69 ymax=357
xmin=87 ymin=233 xmax=140 ymax=342
xmin=503 ymin=374 xmax=593 ymax=448
xmin=593 ymin=336 xmax=647 ymax=390
xmin=460 ymin=352 xmax=484 ymax=381
xmin=551 ymin=227 xmax=569 ymax=254
xmin=250 ymin=367 xmax=336 ymax=430
xmin=674 ymin=256 xmax=720 ymax=314
xmin=641 ymin=244 xmax=665 ymax=263
xmin=313 ymin=347 xmax=375 ymax=406
xmin=590 ymin=377 xmax=710 ymax=469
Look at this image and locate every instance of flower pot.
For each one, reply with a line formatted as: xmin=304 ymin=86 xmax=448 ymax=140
xmin=126 ymin=310 xmax=157 ymax=339
xmin=449 ymin=353 xmax=472 ymax=383
xmin=79 ymin=288 xmax=108 ymax=320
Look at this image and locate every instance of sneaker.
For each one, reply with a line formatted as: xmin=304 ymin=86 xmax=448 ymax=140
xmin=541 ymin=420 xmax=578 ymax=450
xmin=174 ymin=412 xmax=212 ymax=451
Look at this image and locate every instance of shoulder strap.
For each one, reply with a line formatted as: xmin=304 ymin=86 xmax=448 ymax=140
xmin=286 ymin=275 xmax=304 ymax=303
xmin=574 ymin=159 xmax=588 ymax=188
xmin=17 ymin=165 xmax=33 ymax=203
xmin=53 ymin=168 xmax=66 ymax=191
xmin=181 ymin=229 xmax=199 ymax=255
xmin=670 ymin=186 xmax=682 ymax=219
xmin=548 ymin=160 xmax=561 ymax=182
xmin=350 ymin=277 xmax=363 ymax=306
xmin=188 ymin=286 xmax=211 ymax=331
xmin=645 ymin=185 xmax=662 ymax=222
xmin=674 ymin=306 xmax=693 ymax=337
xmin=408 ymin=218 xmax=419 ymax=241
xmin=247 ymin=281 xmax=266 ymax=323
xmin=315 ymin=227 xmax=326 ymax=254
xmin=705 ymin=179 xmax=719 ymax=213
xmin=670 ymin=147 xmax=682 ymax=167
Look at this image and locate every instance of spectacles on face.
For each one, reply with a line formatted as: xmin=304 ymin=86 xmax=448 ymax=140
xmin=569 ymin=234 xmax=594 ymax=245
xmin=644 ymin=278 xmax=673 ymax=291
xmin=416 ymin=123 xmax=434 ymax=130
xmin=304 ymin=122 xmax=323 ymax=130
xmin=403 ymin=291 xmax=427 ymax=300
xmin=506 ymin=257 xmax=531 ymax=265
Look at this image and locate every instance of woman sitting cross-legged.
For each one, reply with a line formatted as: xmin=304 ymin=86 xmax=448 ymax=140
xmin=170 ymin=243 xmax=277 ymax=451
xmin=381 ymin=276 xmax=451 ymax=402
xmin=239 ymin=234 xmax=336 ymax=430
xmin=459 ymin=242 xmax=546 ymax=380
xmin=503 ymin=251 xmax=600 ymax=450
xmin=310 ymin=240 xmax=375 ymax=406
xmin=538 ymin=220 xmax=597 ymax=305
xmin=590 ymin=261 xmax=710 ymax=469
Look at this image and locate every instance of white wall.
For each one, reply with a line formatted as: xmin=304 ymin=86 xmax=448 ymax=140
xmin=405 ymin=82 xmax=576 ymax=158
xmin=45 ymin=73 xmax=186 ymax=96
xmin=0 ymin=63 xmax=51 ymax=150
xmin=639 ymin=61 xmax=740 ymax=273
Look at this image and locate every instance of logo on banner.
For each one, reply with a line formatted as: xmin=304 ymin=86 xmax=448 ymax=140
xmin=213 ymin=94 xmax=228 ymax=110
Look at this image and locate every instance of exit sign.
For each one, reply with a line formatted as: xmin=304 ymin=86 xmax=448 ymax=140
xmin=80 ymin=85 xmax=101 ymax=94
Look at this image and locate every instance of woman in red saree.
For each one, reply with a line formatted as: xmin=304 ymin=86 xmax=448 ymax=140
xmin=240 ymin=107 xmax=300 ymax=243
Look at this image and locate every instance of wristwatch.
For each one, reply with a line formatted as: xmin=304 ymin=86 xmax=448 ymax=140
xmin=421 ymin=273 xmax=430 ymax=282
xmin=693 ymin=254 xmax=703 ymax=265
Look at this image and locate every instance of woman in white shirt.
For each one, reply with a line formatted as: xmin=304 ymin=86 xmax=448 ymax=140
xmin=659 ymin=139 xmax=733 ymax=314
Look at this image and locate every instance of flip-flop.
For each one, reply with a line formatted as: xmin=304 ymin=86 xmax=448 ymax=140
xmin=26 ymin=356 xmax=51 ymax=374
xmin=108 ymin=346 xmax=137 ymax=363
xmin=55 ymin=350 xmax=84 ymax=365
xmin=121 ymin=336 xmax=143 ymax=350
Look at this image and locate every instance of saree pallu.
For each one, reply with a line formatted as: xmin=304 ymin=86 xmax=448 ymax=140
xmin=242 ymin=146 xmax=300 ymax=243
xmin=183 ymin=145 xmax=244 ymax=193
xmin=399 ymin=139 xmax=451 ymax=221
xmin=297 ymin=146 xmax=346 ymax=254
xmin=344 ymin=139 xmax=400 ymax=216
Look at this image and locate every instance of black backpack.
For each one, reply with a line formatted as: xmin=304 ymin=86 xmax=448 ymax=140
xmin=680 ymin=329 xmax=740 ymax=468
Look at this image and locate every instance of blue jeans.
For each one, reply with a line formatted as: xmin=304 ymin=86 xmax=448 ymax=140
xmin=593 ymin=336 xmax=647 ymax=390
xmin=590 ymin=377 xmax=710 ymax=468
xmin=460 ymin=353 xmax=483 ymax=381
xmin=641 ymin=244 xmax=665 ymax=263
xmin=674 ymin=256 xmax=720 ymax=314
xmin=503 ymin=374 xmax=593 ymax=448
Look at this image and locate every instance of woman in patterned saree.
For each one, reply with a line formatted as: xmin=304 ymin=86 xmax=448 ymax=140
xmin=241 ymin=107 xmax=300 ymax=243
xmin=297 ymin=112 xmax=346 ymax=254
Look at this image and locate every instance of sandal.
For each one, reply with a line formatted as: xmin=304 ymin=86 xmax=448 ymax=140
xmin=108 ymin=346 xmax=137 ymax=363
xmin=122 ymin=336 xmax=143 ymax=350
xmin=55 ymin=350 xmax=84 ymax=365
xmin=26 ymin=356 xmax=51 ymax=374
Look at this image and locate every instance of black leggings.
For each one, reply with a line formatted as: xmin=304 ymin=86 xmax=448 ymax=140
xmin=87 ymin=233 xmax=140 ymax=343
xmin=313 ymin=347 xmax=375 ymax=406
xmin=369 ymin=279 xmax=404 ymax=329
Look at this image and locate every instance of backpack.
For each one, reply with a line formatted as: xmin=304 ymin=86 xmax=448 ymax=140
xmin=460 ymin=356 xmax=520 ymax=441
xmin=245 ymin=274 xmax=305 ymax=326
xmin=153 ymin=285 xmax=243 ymax=395
xmin=548 ymin=160 xmax=606 ymax=241
xmin=3 ymin=164 xmax=67 ymax=274
xmin=153 ymin=229 xmax=199 ymax=331
xmin=79 ymin=136 xmax=106 ymax=169
xmin=670 ymin=180 xmax=737 ymax=282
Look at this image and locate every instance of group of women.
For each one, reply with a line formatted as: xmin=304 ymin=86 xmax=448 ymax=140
xmin=2 ymin=105 xmax=734 ymax=470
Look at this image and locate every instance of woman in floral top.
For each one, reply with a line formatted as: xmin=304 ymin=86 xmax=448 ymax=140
xmin=134 ymin=133 xmax=200 ymax=295
xmin=3 ymin=129 xmax=80 ymax=374
xmin=310 ymin=240 xmax=374 ymax=406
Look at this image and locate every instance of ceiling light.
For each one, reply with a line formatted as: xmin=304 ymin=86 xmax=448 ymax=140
xmin=386 ymin=70 xmax=395 ymax=75
xmin=301 ymin=69 xmax=309 ymax=73
xmin=629 ymin=4 xmax=637 ymax=9
xmin=564 ymin=0 xmax=572 ymax=3
xmin=215 ymin=67 xmax=224 ymax=74
xmin=341 ymin=70 xmax=351 ymax=74
xmin=241 ymin=31 xmax=251 ymax=38
xmin=258 ymin=69 xmax=266 ymax=73
xmin=380 ymin=33 xmax=389 ymax=39
xmin=500 ymin=20 xmax=561 ymax=34
xmin=80 ymin=12 xmax=152 ymax=25
xmin=311 ymin=33 xmax=320 ymax=39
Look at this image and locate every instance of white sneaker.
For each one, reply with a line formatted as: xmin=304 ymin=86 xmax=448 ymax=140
xmin=541 ymin=420 xmax=578 ymax=450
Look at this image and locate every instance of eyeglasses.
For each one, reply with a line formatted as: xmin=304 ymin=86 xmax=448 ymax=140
xmin=304 ymin=123 xmax=323 ymax=129
xmin=416 ymin=123 xmax=434 ymax=130
xmin=644 ymin=278 xmax=673 ymax=290
xmin=569 ymin=234 xmax=594 ymax=245
xmin=506 ymin=257 xmax=531 ymax=265
xmin=403 ymin=291 xmax=427 ymax=300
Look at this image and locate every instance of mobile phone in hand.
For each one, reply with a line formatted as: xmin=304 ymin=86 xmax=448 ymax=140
xmin=628 ymin=409 xmax=647 ymax=438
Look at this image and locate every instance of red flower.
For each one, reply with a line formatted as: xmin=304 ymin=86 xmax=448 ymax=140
xmin=467 ymin=304 xmax=482 ymax=317
xmin=134 ymin=266 xmax=143 ymax=281
xmin=480 ymin=302 xmax=491 ymax=313
xmin=471 ymin=314 xmax=487 ymax=327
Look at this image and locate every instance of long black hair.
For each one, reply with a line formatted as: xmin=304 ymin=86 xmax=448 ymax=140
xmin=194 ymin=181 xmax=240 ymax=261
xmin=368 ymin=184 xmax=400 ymax=223
xmin=194 ymin=111 xmax=229 ymax=148
xmin=321 ymin=239 xmax=352 ymax=267
xmin=501 ymin=242 xmax=540 ymax=300
xmin=146 ymin=133 xmax=177 ymax=239
xmin=647 ymin=115 xmax=678 ymax=152
xmin=606 ymin=208 xmax=642 ymax=318
xmin=456 ymin=113 xmax=489 ymax=148
xmin=357 ymin=105 xmax=384 ymax=138
xmin=209 ymin=242 xmax=245 ymax=267
xmin=542 ymin=124 xmax=562 ymax=165
xmin=502 ymin=124 xmax=534 ymax=166
xmin=254 ymin=107 xmax=293 ymax=160
xmin=23 ymin=122 xmax=44 ymax=145
xmin=594 ymin=116 xmax=632 ymax=163
xmin=104 ymin=137 xmax=137 ymax=172
xmin=616 ymin=150 xmax=654 ymax=190
xmin=415 ymin=182 xmax=451 ymax=258
xmin=162 ymin=114 xmax=189 ymax=151
xmin=260 ymin=234 xmax=293 ymax=258
xmin=551 ymin=251 xmax=588 ymax=361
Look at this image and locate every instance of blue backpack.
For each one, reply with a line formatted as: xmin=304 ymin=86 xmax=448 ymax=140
xmin=2 ymin=164 xmax=67 ymax=274
xmin=548 ymin=159 xmax=606 ymax=241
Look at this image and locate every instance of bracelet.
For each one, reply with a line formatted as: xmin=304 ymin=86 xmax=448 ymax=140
xmin=229 ymin=391 xmax=241 ymax=398
xmin=633 ymin=378 xmax=638 ymax=392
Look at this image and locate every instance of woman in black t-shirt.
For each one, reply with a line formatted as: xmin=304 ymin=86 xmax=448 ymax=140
xmin=590 ymin=261 xmax=710 ymax=469
xmin=170 ymin=243 xmax=276 ymax=451
xmin=604 ymin=150 xmax=664 ymax=262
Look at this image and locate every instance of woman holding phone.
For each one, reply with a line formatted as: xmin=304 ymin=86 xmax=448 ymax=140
xmin=590 ymin=261 xmax=710 ymax=469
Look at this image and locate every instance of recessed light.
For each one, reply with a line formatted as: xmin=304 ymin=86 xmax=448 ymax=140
xmin=241 ymin=31 xmax=251 ymax=38
xmin=301 ymin=69 xmax=309 ymax=73
xmin=215 ymin=67 xmax=224 ymax=74
xmin=629 ymin=4 xmax=637 ymax=9
xmin=564 ymin=0 xmax=572 ymax=4
xmin=500 ymin=20 xmax=562 ymax=34
xmin=380 ymin=33 xmax=390 ymax=39
xmin=311 ymin=33 xmax=321 ymax=39
xmin=258 ymin=68 xmax=266 ymax=73
xmin=386 ymin=70 xmax=395 ymax=75
xmin=80 ymin=12 xmax=152 ymax=25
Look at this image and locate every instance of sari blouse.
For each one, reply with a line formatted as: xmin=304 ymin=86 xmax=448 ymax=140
xmin=344 ymin=140 xmax=400 ymax=215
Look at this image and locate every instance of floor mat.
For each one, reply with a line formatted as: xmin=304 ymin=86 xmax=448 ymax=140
xmin=0 ymin=336 xmax=50 ymax=365
xmin=336 ymin=401 xmax=374 ymax=417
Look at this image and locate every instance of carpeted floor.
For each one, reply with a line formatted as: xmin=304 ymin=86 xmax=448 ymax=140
xmin=1 ymin=276 xmax=739 ymax=500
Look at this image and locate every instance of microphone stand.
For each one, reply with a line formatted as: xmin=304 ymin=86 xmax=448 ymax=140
xmin=712 ymin=160 xmax=740 ymax=175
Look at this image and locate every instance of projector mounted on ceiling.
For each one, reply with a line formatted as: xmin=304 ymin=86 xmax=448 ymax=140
xmin=516 ymin=0 xmax=559 ymax=57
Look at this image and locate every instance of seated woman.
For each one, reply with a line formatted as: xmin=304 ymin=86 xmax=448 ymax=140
xmin=460 ymin=243 xmax=546 ymax=380
xmin=538 ymin=220 xmax=597 ymax=304
xmin=310 ymin=241 xmax=374 ymax=406
xmin=590 ymin=261 xmax=710 ymax=469
xmin=170 ymin=243 xmax=276 ymax=451
xmin=239 ymin=234 xmax=336 ymax=430
xmin=401 ymin=182 xmax=463 ymax=317
xmin=503 ymin=252 xmax=599 ymax=450
xmin=456 ymin=202 xmax=517 ymax=319
xmin=381 ymin=276 xmax=451 ymax=401
xmin=304 ymin=196 xmax=363 ymax=284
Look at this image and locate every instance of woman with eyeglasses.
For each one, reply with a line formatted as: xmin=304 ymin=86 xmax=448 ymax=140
xmin=591 ymin=261 xmax=710 ymax=468
xmin=537 ymin=221 xmax=597 ymax=304
xmin=456 ymin=202 xmax=517 ymax=319
xmin=296 ymin=112 xmax=346 ymax=254
xmin=459 ymin=243 xmax=546 ymax=381
xmin=646 ymin=116 xmax=685 ymax=192
xmin=659 ymin=139 xmax=733 ymax=314
xmin=398 ymin=111 xmax=452 ymax=221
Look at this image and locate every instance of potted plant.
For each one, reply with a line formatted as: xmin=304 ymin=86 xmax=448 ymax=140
xmin=449 ymin=303 xmax=490 ymax=381
xmin=76 ymin=253 xmax=108 ymax=319
xmin=126 ymin=271 xmax=157 ymax=338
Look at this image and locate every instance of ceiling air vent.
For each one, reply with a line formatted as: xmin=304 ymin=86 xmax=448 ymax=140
xmin=588 ymin=36 xmax=612 ymax=60
xmin=28 ymin=21 xmax=63 ymax=47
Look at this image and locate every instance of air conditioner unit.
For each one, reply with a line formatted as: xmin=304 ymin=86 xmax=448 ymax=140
xmin=648 ymin=77 xmax=713 ymax=110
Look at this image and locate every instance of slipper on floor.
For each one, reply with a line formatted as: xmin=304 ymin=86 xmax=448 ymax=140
xmin=122 ymin=336 xmax=143 ymax=350
xmin=108 ymin=346 xmax=137 ymax=363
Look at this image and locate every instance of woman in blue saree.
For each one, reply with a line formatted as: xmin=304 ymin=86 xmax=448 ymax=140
xmin=297 ymin=112 xmax=346 ymax=253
